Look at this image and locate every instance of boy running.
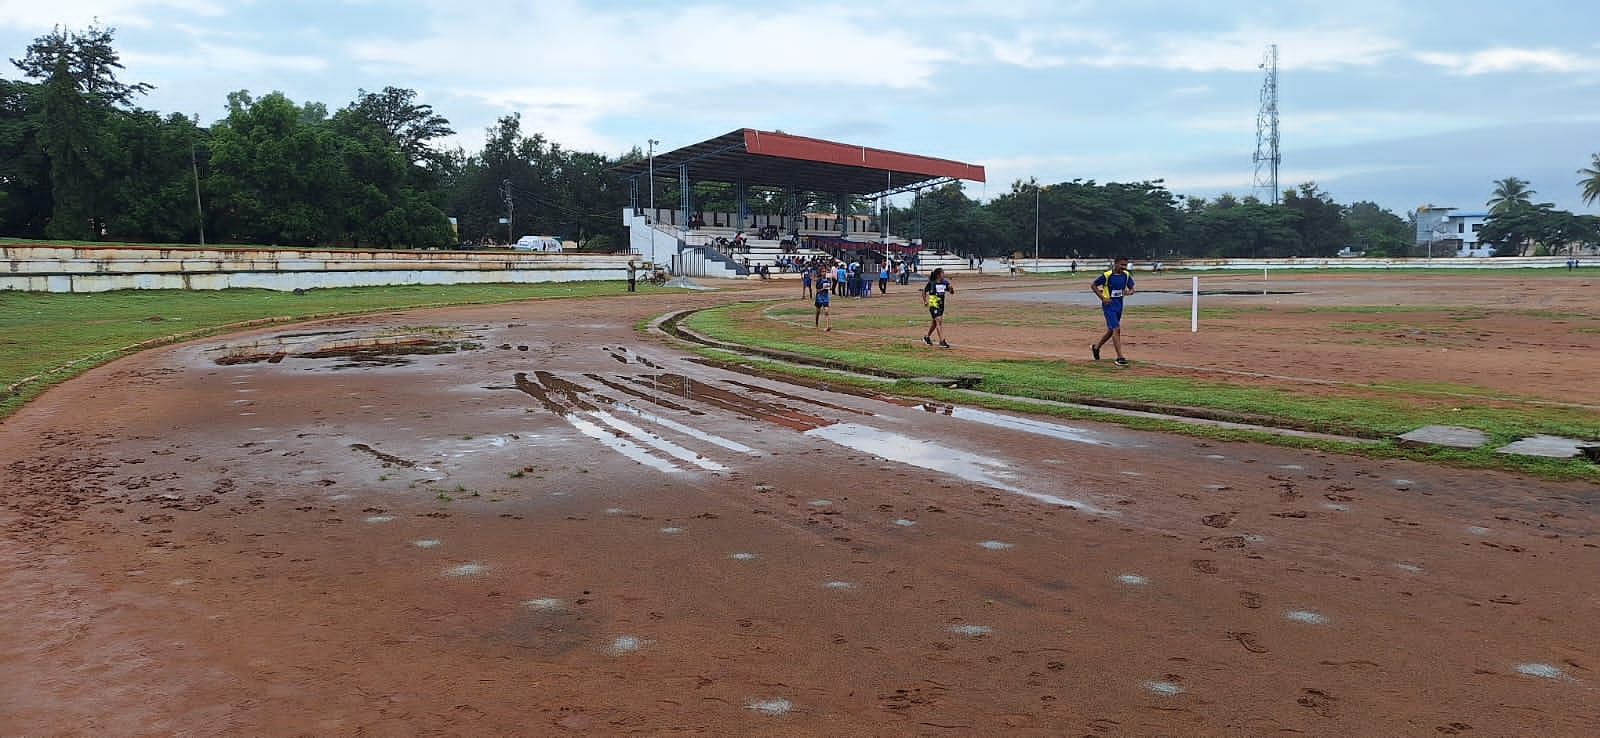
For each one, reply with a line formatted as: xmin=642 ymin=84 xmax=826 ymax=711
xmin=1091 ymin=257 xmax=1135 ymax=366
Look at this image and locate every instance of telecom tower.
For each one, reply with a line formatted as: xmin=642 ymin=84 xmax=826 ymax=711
xmin=1252 ymin=44 xmax=1281 ymax=205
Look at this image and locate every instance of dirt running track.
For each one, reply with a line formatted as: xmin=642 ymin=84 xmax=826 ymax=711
xmin=2 ymin=289 xmax=1597 ymax=737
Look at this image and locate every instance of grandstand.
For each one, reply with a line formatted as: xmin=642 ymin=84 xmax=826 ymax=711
xmin=614 ymin=129 xmax=986 ymax=279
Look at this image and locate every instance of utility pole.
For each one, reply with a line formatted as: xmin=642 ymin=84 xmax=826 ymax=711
xmin=1033 ymin=182 xmax=1041 ymax=273
xmin=647 ymin=139 xmax=659 ymax=264
xmin=501 ymin=179 xmax=513 ymax=245
xmin=191 ymin=114 xmax=205 ymax=247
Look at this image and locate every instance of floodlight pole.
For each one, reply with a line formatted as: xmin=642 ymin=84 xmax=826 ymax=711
xmin=647 ymin=139 xmax=659 ymax=265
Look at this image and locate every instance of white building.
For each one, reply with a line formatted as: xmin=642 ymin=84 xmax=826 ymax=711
xmin=1416 ymin=206 xmax=1491 ymax=257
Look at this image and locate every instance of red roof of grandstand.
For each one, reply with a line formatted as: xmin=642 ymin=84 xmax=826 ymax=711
xmin=613 ymin=129 xmax=986 ymax=196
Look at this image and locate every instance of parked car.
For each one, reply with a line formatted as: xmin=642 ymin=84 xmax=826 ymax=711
xmin=514 ymin=235 xmax=563 ymax=252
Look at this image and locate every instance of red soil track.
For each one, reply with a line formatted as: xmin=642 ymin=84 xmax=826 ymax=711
xmin=2 ymin=285 xmax=1597 ymax=736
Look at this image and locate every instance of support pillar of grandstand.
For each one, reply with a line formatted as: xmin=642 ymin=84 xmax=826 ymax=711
xmin=678 ymin=163 xmax=691 ymax=235
xmin=736 ymin=182 xmax=749 ymax=232
xmin=837 ymin=193 xmax=851 ymax=237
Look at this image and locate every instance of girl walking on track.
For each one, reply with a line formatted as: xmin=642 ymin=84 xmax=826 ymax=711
xmin=922 ymin=267 xmax=953 ymax=348
xmin=814 ymin=271 xmax=835 ymax=331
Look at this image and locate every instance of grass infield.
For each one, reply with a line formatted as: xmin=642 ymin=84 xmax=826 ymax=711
xmin=681 ymin=301 xmax=1600 ymax=482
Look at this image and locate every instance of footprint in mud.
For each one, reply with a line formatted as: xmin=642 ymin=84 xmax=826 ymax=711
xmin=1238 ymin=591 xmax=1263 ymax=609
xmin=1202 ymin=513 xmax=1235 ymax=529
xmin=1436 ymin=722 xmax=1473 ymax=735
xmin=1191 ymin=559 xmax=1219 ymax=575
xmin=1296 ymin=688 xmax=1337 ymax=717
xmin=1226 ymin=631 xmax=1269 ymax=654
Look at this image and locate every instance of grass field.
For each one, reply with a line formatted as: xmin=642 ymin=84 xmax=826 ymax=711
xmin=681 ymin=273 xmax=1600 ymax=481
xmin=0 ymin=283 xmax=636 ymax=419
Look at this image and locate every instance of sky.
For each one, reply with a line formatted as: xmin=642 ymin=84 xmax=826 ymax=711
xmin=3 ymin=0 xmax=1599 ymax=215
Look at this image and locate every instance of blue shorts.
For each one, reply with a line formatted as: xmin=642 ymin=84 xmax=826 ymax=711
xmin=1102 ymin=301 xmax=1123 ymax=329
xmin=815 ymin=295 xmax=830 ymax=307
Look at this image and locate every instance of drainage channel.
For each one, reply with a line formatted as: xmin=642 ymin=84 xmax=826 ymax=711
xmin=649 ymin=307 xmax=1380 ymax=446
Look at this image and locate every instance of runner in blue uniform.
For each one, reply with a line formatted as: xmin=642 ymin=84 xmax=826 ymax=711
xmin=1091 ymin=257 xmax=1135 ymax=366
xmin=814 ymin=273 xmax=835 ymax=331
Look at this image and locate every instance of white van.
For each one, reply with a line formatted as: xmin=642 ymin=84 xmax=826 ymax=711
xmin=513 ymin=235 xmax=563 ymax=252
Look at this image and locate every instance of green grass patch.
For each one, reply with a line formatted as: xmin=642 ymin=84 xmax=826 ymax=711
xmin=1 ymin=282 xmax=635 ymax=419
xmin=681 ymin=301 xmax=1600 ymax=481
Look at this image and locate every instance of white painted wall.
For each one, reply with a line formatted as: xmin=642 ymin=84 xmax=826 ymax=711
xmin=1 ymin=245 xmax=632 ymax=292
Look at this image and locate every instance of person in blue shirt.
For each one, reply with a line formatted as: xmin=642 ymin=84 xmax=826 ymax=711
xmin=814 ymin=272 xmax=834 ymax=331
xmin=1090 ymin=257 xmax=1135 ymax=366
xmin=801 ymin=267 xmax=813 ymax=299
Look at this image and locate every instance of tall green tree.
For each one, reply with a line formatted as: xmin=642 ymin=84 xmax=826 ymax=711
xmin=1486 ymin=176 xmax=1535 ymax=215
xmin=1579 ymin=154 xmax=1600 ymax=207
xmin=12 ymin=25 xmax=150 ymax=240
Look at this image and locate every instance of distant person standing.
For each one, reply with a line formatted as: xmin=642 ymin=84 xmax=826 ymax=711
xmin=878 ymin=262 xmax=890 ymax=294
xmin=626 ymin=259 xmax=638 ymax=292
xmin=1090 ymin=257 xmax=1136 ymax=366
xmin=922 ymin=267 xmax=954 ymax=348
xmin=814 ymin=270 xmax=835 ymax=331
xmin=802 ymin=266 xmax=814 ymax=299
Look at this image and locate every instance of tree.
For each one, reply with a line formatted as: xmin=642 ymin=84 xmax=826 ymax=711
xmin=345 ymin=87 xmax=453 ymax=171
xmin=12 ymin=25 xmax=150 ymax=240
xmin=1486 ymin=177 xmax=1535 ymax=215
xmin=10 ymin=24 xmax=150 ymax=105
xmin=1342 ymin=201 xmax=1410 ymax=256
xmin=1281 ymin=182 xmax=1348 ymax=256
xmin=1579 ymin=154 xmax=1600 ymax=207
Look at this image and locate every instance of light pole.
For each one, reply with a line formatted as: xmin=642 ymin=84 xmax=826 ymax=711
xmin=1033 ymin=181 xmax=1041 ymax=273
xmin=647 ymin=138 xmax=659 ymax=265
xmin=501 ymin=179 xmax=514 ymax=245
xmin=191 ymin=114 xmax=205 ymax=247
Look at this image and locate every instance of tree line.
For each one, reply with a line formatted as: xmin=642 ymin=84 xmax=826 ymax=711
xmin=0 ymin=25 xmax=634 ymax=249
xmin=2 ymin=25 xmax=1596 ymax=257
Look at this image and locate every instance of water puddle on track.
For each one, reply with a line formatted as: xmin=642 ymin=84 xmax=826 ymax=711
xmin=936 ymin=407 xmax=1115 ymax=447
xmin=806 ymin=423 xmax=1110 ymax=514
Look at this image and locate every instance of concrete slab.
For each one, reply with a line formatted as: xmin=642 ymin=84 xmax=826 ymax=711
xmin=1494 ymin=435 xmax=1598 ymax=459
xmin=1397 ymin=425 xmax=1489 ymax=450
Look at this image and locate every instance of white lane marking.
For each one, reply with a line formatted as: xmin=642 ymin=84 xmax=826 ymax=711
xmin=564 ymin=414 xmax=683 ymax=474
xmin=609 ymin=403 xmax=762 ymax=455
xmin=587 ymin=411 xmax=727 ymax=472
xmin=805 ymin=423 xmax=1111 ymax=514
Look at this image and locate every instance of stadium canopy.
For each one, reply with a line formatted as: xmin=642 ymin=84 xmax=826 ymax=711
xmin=613 ymin=128 xmax=986 ymax=197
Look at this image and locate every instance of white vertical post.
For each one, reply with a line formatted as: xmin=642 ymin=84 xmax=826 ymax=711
xmin=1263 ymin=265 xmax=1268 ymax=296
xmin=1191 ymin=276 xmax=1199 ymax=333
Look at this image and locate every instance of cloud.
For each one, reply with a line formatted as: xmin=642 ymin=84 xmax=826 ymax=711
xmin=124 ymin=43 xmax=325 ymax=74
xmin=462 ymin=87 xmax=645 ymax=153
xmin=1086 ymin=26 xmax=1404 ymax=72
xmin=0 ymin=0 xmax=222 ymax=30
xmin=1415 ymin=48 xmax=1600 ymax=75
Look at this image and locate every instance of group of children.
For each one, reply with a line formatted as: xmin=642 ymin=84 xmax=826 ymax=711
xmin=794 ymin=256 xmax=1140 ymax=365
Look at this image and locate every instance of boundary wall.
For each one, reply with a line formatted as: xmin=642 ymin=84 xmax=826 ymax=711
xmin=2 ymin=244 xmax=631 ymax=292
xmin=1016 ymin=256 xmax=1585 ymax=273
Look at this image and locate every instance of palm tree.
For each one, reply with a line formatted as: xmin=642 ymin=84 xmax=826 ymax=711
xmin=1486 ymin=177 xmax=1535 ymax=214
xmin=1579 ymin=154 xmax=1600 ymax=206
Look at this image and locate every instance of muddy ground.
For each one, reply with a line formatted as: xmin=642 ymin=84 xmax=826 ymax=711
xmin=2 ymin=280 xmax=1598 ymax=736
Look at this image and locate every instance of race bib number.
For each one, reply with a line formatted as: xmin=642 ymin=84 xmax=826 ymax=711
xmin=1109 ymin=288 xmax=1124 ymax=298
